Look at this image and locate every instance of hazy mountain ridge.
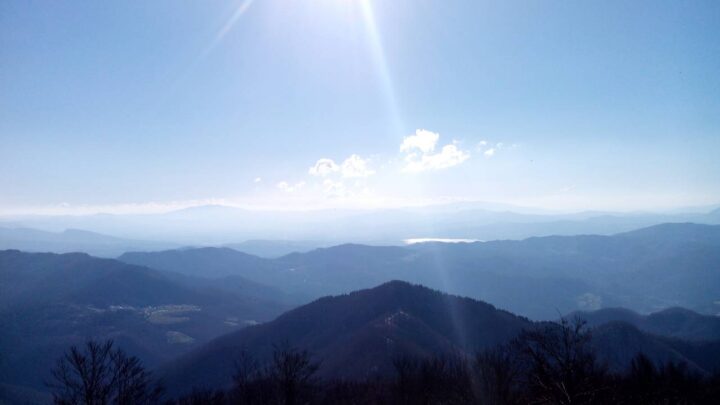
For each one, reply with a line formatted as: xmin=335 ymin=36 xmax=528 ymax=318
xmin=119 ymin=223 xmax=720 ymax=319
xmin=0 ymin=226 xmax=179 ymax=257
xmin=224 ymin=239 xmax=328 ymax=258
xmin=119 ymin=247 xmax=276 ymax=279
xmin=3 ymin=203 xmax=719 ymax=245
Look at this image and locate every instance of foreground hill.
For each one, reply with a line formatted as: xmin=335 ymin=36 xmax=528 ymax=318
xmin=161 ymin=281 xmax=532 ymax=394
xmin=120 ymin=223 xmax=720 ymax=319
xmin=0 ymin=250 xmax=290 ymax=391
xmin=161 ymin=281 xmax=720 ymax=396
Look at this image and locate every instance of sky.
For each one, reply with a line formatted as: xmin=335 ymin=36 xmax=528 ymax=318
xmin=1 ymin=0 xmax=719 ymax=215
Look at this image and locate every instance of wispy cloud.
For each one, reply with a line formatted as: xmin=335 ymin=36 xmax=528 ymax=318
xmin=322 ymin=179 xmax=346 ymax=198
xmin=478 ymin=140 xmax=513 ymax=158
xmin=277 ymin=181 xmax=306 ymax=193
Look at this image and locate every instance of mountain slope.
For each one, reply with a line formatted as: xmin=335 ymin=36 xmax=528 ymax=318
xmin=161 ymin=281 xmax=720 ymax=396
xmin=590 ymin=321 xmax=720 ymax=375
xmin=161 ymin=281 xmax=532 ymax=394
xmin=0 ymin=250 xmax=290 ymax=391
xmin=119 ymin=247 xmax=277 ymax=280
xmin=574 ymin=307 xmax=720 ymax=341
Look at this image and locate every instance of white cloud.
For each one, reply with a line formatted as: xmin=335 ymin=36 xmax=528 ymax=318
xmin=403 ymin=144 xmax=470 ymax=173
xmin=400 ymin=129 xmax=439 ymax=153
xmin=277 ymin=181 xmax=305 ymax=193
xmin=401 ymin=130 xmax=469 ymax=172
xmin=322 ymin=179 xmax=346 ymax=198
xmin=309 ymin=155 xmax=375 ymax=179
xmin=478 ymin=140 xmax=512 ymax=156
xmin=254 ymin=177 xmax=262 ymax=183
xmin=308 ymin=158 xmax=339 ymax=177
xmin=341 ymin=154 xmax=375 ymax=178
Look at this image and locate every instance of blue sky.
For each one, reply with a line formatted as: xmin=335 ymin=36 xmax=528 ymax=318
xmin=1 ymin=0 xmax=719 ymax=214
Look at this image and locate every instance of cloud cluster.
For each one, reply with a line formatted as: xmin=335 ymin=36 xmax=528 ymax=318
xmin=308 ymin=155 xmax=374 ymax=178
xmin=400 ymin=129 xmax=439 ymax=154
xmin=308 ymin=158 xmax=339 ymax=177
xmin=305 ymin=155 xmax=375 ymax=199
xmin=275 ymin=129 xmax=504 ymax=200
xmin=401 ymin=129 xmax=469 ymax=172
xmin=341 ymin=154 xmax=375 ymax=178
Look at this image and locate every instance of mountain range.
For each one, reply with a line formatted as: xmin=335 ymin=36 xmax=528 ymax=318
xmin=119 ymin=223 xmax=720 ymax=319
xmin=0 ymin=227 xmax=179 ymax=257
xmin=2 ymin=203 xmax=719 ymax=245
xmin=2 ymin=220 xmax=720 ymax=401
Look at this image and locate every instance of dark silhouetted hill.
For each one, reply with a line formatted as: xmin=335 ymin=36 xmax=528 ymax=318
xmin=590 ymin=321 xmax=720 ymax=375
xmin=161 ymin=281 xmax=720 ymax=396
xmin=161 ymin=281 xmax=532 ymax=394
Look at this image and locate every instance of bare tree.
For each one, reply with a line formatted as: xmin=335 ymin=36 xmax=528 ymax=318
xmin=267 ymin=343 xmax=320 ymax=405
xmin=474 ymin=345 xmax=523 ymax=405
xmin=111 ymin=349 xmax=164 ymax=405
xmin=230 ymin=350 xmax=272 ymax=405
xmin=512 ymin=317 xmax=607 ymax=405
xmin=48 ymin=340 xmax=162 ymax=405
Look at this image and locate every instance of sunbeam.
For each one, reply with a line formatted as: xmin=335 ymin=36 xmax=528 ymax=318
xmin=359 ymin=0 xmax=405 ymax=136
xmin=157 ymin=0 xmax=255 ymax=112
xmin=202 ymin=0 xmax=255 ymax=60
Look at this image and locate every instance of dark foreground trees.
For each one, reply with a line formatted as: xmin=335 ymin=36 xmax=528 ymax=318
xmin=52 ymin=319 xmax=720 ymax=404
xmin=170 ymin=320 xmax=719 ymax=404
xmin=511 ymin=317 xmax=609 ymax=404
xmin=229 ymin=343 xmax=320 ymax=405
xmin=48 ymin=340 xmax=163 ymax=405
